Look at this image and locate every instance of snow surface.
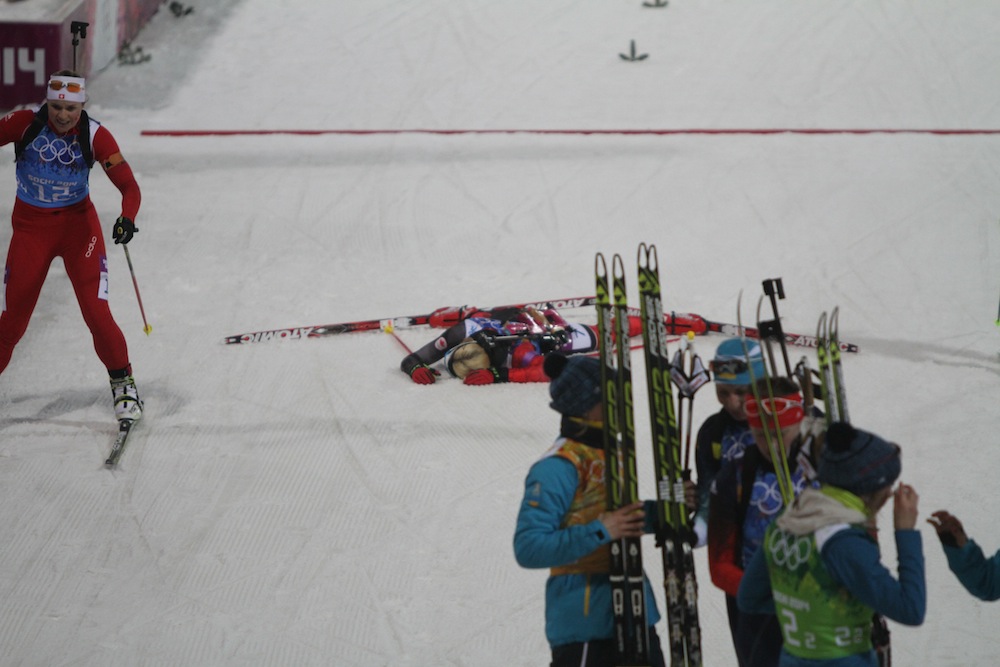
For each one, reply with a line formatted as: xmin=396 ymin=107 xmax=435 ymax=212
xmin=1 ymin=1 xmax=999 ymax=665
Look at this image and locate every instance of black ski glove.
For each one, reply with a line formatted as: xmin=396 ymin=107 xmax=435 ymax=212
xmin=539 ymin=329 xmax=569 ymax=353
xmin=112 ymin=216 xmax=138 ymax=244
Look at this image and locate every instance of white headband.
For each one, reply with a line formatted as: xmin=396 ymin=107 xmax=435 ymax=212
xmin=47 ymin=76 xmax=86 ymax=103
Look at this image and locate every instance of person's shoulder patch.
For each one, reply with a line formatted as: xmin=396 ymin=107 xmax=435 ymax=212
xmin=103 ymin=151 xmax=125 ymax=170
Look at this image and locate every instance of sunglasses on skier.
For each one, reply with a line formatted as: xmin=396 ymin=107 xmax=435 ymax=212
xmin=710 ymin=358 xmax=748 ymax=376
xmin=48 ymin=81 xmax=84 ymax=93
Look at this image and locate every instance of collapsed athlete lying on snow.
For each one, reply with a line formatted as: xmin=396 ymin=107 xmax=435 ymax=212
xmin=399 ymin=306 xmax=642 ymax=385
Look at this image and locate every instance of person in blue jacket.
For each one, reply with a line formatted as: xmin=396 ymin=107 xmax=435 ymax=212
xmin=737 ymin=422 xmax=926 ymax=666
xmin=513 ymin=353 xmax=667 ymax=667
xmin=928 ymin=510 xmax=1000 ymax=601
xmin=692 ymin=337 xmax=766 ymax=549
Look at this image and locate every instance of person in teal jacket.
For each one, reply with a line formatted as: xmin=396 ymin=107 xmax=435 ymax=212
xmin=737 ymin=422 xmax=926 ymax=666
xmin=513 ymin=353 xmax=666 ymax=667
xmin=928 ymin=510 xmax=1000 ymax=601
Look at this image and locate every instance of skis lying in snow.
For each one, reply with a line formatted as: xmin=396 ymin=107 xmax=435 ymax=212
xmin=223 ymin=298 xmax=861 ymax=352
xmin=105 ymin=419 xmax=139 ymax=467
xmin=678 ymin=312 xmax=859 ymax=354
xmin=222 ymin=296 xmax=598 ymax=345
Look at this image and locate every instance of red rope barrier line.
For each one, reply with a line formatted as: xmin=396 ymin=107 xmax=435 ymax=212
xmin=140 ymin=128 xmax=1000 ymax=137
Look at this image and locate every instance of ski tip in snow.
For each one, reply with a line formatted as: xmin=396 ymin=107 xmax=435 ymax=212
xmin=105 ymin=419 xmax=138 ymax=467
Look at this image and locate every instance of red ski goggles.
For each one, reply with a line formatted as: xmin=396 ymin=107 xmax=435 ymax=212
xmin=745 ymin=393 xmax=804 ymax=429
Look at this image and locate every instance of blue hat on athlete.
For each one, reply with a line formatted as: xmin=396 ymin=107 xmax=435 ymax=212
xmin=710 ymin=338 xmax=765 ymax=386
xmin=819 ymin=422 xmax=901 ymax=496
xmin=544 ymin=354 xmax=604 ymax=417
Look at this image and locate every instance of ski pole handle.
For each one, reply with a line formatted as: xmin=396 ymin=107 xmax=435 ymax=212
xmin=382 ymin=321 xmax=413 ymax=354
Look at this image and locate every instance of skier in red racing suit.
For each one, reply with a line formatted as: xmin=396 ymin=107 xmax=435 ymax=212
xmin=0 ymin=70 xmax=143 ymax=422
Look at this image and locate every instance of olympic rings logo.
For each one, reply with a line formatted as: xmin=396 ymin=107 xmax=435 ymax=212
xmin=767 ymin=528 xmax=812 ymax=570
xmin=30 ymin=135 xmax=83 ymax=165
xmin=723 ymin=430 xmax=754 ymax=462
xmin=751 ymin=477 xmax=786 ymax=516
xmin=751 ymin=470 xmax=810 ymax=517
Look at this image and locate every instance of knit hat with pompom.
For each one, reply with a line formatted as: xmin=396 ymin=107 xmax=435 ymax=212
xmin=544 ymin=354 xmax=604 ymax=417
xmin=819 ymin=422 xmax=901 ymax=496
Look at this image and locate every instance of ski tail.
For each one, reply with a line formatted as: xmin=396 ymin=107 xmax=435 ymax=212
xmin=816 ymin=311 xmax=838 ymax=425
xmin=828 ymin=307 xmax=850 ymax=423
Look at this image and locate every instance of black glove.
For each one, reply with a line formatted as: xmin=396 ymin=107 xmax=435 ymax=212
xmin=112 ymin=216 xmax=138 ymax=245
xmin=539 ymin=329 xmax=569 ymax=353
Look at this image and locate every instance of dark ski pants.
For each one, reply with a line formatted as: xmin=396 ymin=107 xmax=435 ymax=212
xmin=736 ymin=609 xmax=783 ymax=667
xmin=550 ymin=628 xmax=666 ymax=667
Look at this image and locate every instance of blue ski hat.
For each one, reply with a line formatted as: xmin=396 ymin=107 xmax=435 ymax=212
xmin=711 ymin=338 xmax=765 ymax=386
xmin=544 ymin=354 xmax=605 ymax=417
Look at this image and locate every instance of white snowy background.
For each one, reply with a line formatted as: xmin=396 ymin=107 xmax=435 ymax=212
xmin=1 ymin=1 xmax=999 ymax=665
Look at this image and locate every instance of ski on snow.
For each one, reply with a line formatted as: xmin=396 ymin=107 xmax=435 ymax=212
xmin=105 ymin=419 xmax=139 ymax=467
xmin=222 ymin=296 xmax=598 ymax=345
xmin=223 ymin=299 xmax=859 ymax=352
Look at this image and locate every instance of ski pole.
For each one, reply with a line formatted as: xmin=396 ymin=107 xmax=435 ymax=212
xmin=382 ymin=321 xmax=413 ymax=353
xmin=122 ymin=245 xmax=152 ymax=335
